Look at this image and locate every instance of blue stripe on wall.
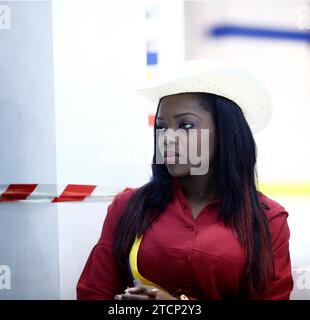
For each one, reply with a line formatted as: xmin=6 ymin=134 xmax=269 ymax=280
xmin=209 ymin=24 xmax=310 ymax=42
xmin=147 ymin=51 xmax=158 ymax=65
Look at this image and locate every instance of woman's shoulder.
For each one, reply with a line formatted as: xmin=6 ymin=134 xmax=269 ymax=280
xmin=113 ymin=186 xmax=138 ymax=204
xmin=258 ymin=191 xmax=289 ymax=221
xmin=97 ymin=187 xmax=139 ymax=245
xmin=105 ymin=186 xmax=138 ymax=222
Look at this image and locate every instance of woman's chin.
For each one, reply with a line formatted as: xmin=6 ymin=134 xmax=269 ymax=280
xmin=166 ymin=164 xmax=189 ymax=177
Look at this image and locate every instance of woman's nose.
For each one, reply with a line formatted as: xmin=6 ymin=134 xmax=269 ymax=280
xmin=163 ymin=128 xmax=177 ymax=145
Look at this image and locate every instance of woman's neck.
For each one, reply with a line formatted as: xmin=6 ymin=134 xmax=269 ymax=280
xmin=176 ymin=167 xmax=217 ymax=203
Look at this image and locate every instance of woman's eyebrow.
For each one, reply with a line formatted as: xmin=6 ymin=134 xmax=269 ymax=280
xmin=157 ymin=112 xmax=202 ymax=120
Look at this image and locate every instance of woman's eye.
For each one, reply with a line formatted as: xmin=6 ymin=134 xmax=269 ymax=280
xmin=157 ymin=126 xmax=166 ymax=132
xmin=156 ymin=123 xmax=193 ymax=131
xmin=180 ymin=122 xmax=193 ymax=130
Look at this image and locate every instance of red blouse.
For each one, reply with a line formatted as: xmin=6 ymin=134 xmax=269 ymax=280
xmin=76 ymin=178 xmax=294 ymax=300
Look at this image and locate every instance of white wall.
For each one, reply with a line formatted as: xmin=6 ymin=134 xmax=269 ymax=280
xmin=0 ymin=0 xmax=59 ymax=299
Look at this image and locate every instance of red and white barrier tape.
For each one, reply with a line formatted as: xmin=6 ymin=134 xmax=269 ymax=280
xmin=0 ymin=184 xmax=131 ymax=203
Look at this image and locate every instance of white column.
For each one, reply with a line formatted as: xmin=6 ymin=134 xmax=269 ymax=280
xmin=0 ymin=0 xmax=59 ymax=299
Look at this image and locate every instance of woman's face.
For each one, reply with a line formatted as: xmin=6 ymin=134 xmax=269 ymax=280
xmin=155 ymin=93 xmax=217 ymax=177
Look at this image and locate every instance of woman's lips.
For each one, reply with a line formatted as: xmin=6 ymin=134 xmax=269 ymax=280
xmin=164 ymin=151 xmax=180 ymax=161
xmin=164 ymin=151 xmax=179 ymax=157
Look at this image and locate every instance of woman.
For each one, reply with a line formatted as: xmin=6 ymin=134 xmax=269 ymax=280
xmin=76 ymin=59 xmax=294 ymax=300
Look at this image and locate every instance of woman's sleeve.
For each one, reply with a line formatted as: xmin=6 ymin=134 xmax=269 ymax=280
xmin=76 ymin=189 xmax=133 ymax=300
xmin=254 ymin=210 xmax=294 ymax=300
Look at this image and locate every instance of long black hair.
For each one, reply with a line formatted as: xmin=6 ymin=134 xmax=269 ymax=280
xmin=112 ymin=92 xmax=275 ymax=298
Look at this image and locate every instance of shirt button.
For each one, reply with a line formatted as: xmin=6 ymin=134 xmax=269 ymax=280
xmin=187 ymin=225 xmax=195 ymax=231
